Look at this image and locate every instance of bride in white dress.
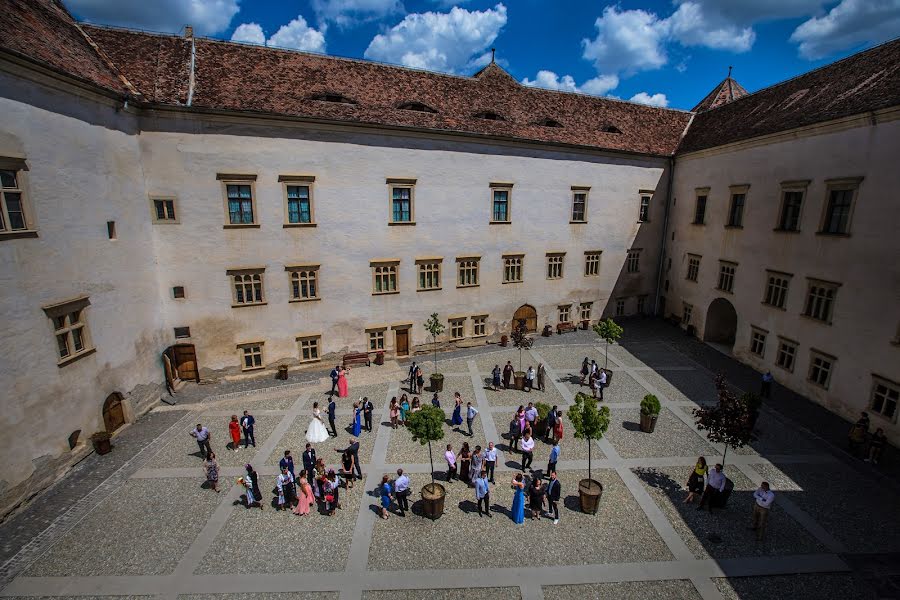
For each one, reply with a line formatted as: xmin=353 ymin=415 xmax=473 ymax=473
xmin=306 ymin=402 xmax=330 ymax=443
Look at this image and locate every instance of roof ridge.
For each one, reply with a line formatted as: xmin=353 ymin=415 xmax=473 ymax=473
xmin=75 ymin=22 xmax=141 ymax=98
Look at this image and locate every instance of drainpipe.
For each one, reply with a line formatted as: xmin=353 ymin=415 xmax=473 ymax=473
xmin=654 ymin=156 xmax=675 ymax=316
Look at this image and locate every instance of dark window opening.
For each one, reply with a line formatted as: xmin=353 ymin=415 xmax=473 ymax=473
xmin=107 ymin=221 xmax=116 ymax=239
xmin=174 ymin=327 xmax=191 ymax=339
xmin=601 ymin=124 xmax=622 ymax=134
xmin=473 ymin=111 xmax=505 ymax=121
xmin=173 ymin=286 xmax=185 ymax=299
xmin=398 ymin=102 xmax=437 ymax=113
xmin=535 ymin=118 xmax=563 ymax=127
xmin=309 ymin=93 xmax=356 ymax=104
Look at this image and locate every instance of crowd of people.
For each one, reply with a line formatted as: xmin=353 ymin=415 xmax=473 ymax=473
xmin=848 ymin=411 xmax=888 ymax=464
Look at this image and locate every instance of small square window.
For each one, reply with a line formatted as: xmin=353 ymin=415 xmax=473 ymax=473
xmin=174 ymin=326 xmax=191 ymax=339
xmin=229 ymin=269 xmax=266 ymax=306
xmin=298 ymin=335 xmax=321 ymax=362
xmin=173 ymin=286 xmax=185 ymax=299
xmin=615 ymin=298 xmax=626 ymax=317
xmin=776 ymin=338 xmax=797 ymax=372
xmin=239 ymin=343 xmax=264 ymax=371
xmin=626 ymin=250 xmax=641 ymax=273
xmin=750 ymin=328 xmax=767 ymax=357
xmin=503 ymin=255 xmax=523 ymax=283
xmin=547 ymin=254 xmax=565 ymax=279
xmin=585 ymin=251 xmax=601 ymax=277
xmin=870 ymin=376 xmax=899 ymax=422
xmin=417 ymin=260 xmax=442 ymax=291
xmin=449 ymin=318 xmax=465 ymax=340
xmin=808 ymin=351 xmax=834 ymax=389
xmin=43 ymin=296 xmax=93 ymax=366
xmin=368 ymin=330 xmax=385 ymax=351
xmin=558 ymin=305 xmax=571 ymax=323
xmin=151 ymin=197 xmax=178 ymax=223
xmin=580 ymin=302 xmax=593 ymax=321
xmin=472 ymin=315 xmax=487 ymax=337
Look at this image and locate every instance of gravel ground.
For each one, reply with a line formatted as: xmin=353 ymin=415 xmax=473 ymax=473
xmin=24 ymin=478 xmax=219 ymax=576
xmin=385 ymin=410 xmax=488 ymax=466
xmin=208 ymin=391 xmax=301 ymax=412
xmin=194 ymin=478 xmax=363 ymax=574
xmin=481 ymin=377 xmax=566 ymax=408
xmin=560 ymin=371 xmax=652 ymax=405
xmin=266 ymin=414 xmax=377 ymax=468
xmin=366 ymin=469 xmax=672 ymax=570
xmin=639 ymin=370 xmax=717 ymax=405
xmin=430 ymin=376 xmax=478 ymax=405
xmin=603 ymin=407 xmax=718 ymax=460
xmin=632 ymin=465 xmax=827 ymax=559
xmin=486 ymin=411 xmax=606 ymax=464
xmin=543 ymin=579 xmax=702 ymax=600
xmin=180 ymin=593 xmax=338 ymax=600
xmin=146 ymin=416 xmax=283 ymax=469
xmin=363 ymin=588 xmax=520 ymax=600
xmin=529 ymin=345 xmax=606 ymax=370
xmin=668 ymin=406 xmax=757 ymax=457
xmin=753 ymin=460 xmax=900 ymax=553
xmin=5 ymin=597 xmax=148 ymax=600
xmin=741 ymin=410 xmax=824 ymax=456
xmin=714 ymin=574 xmax=870 ymax=600
xmin=614 ymin=343 xmax=699 ymax=369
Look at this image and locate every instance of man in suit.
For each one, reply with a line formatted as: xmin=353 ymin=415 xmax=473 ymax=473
xmin=240 ymin=410 xmax=256 ymax=448
xmin=279 ymin=450 xmax=295 ymax=479
xmin=327 ymin=398 xmax=337 ymax=437
xmin=330 ymin=365 xmax=340 ymax=396
xmin=336 ymin=438 xmax=362 ymax=479
xmin=546 ymin=470 xmax=561 ymax=524
xmin=362 ymin=397 xmax=374 ymax=432
xmin=302 ymin=443 xmax=316 ymax=487
xmin=407 ymin=361 xmax=417 ymax=391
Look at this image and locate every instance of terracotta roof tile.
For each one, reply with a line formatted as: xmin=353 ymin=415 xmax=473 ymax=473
xmin=692 ymin=77 xmax=749 ymax=112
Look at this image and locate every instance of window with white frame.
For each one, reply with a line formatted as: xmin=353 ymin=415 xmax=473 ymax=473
xmin=717 ymin=261 xmax=736 ymax=293
xmin=580 ymin=302 xmax=593 ymax=321
xmin=287 ymin=266 xmax=319 ymax=301
xmin=472 ymin=315 xmax=487 ymax=337
xmin=820 ymin=177 xmax=862 ymax=235
xmin=417 ymin=259 xmax=442 ymax=291
xmin=638 ymin=193 xmax=651 ymax=222
xmin=776 ymin=338 xmax=797 ymax=372
xmin=585 ymin=251 xmax=601 ymax=276
xmin=686 ymin=254 xmax=700 ymax=282
xmin=457 ymin=258 xmax=479 ymax=287
xmin=870 ymin=376 xmax=899 ymax=422
xmin=558 ymin=305 xmax=571 ymax=322
xmin=43 ymin=296 xmax=93 ymax=365
xmin=297 ymin=335 xmax=321 ymax=362
xmin=626 ymin=250 xmax=641 ymax=273
xmin=571 ymin=187 xmax=588 ymax=222
xmin=750 ymin=328 xmax=767 ymax=357
xmin=372 ymin=261 xmax=399 ymax=294
xmin=491 ymin=185 xmax=512 ymax=223
xmin=220 ymin=176 xmax=256 ymax=225
xmin=239 ymin=342 xmax=264 ymax=371
xmin=151 ymin=197 xmax=178 ymax=223
xmin=388 ymin=179 xmax=416 ymax=224
xmin=808 ymin=350 xmax=835 ymax=389
xmin=615 ymin=298 xmax=626 ymax=317
xmin=0 ymin=166 xmax=30 ymax=233
xmin=637 ymin=295 xmax=647 ymax=314
xmin=804 ymin=279 xmax=839 ymax=323
xmin=368 ymin=329 xmax=386 ymax=351
xmin=682 ymin=302 xmax=693 ymax=325
xmin=229 ymin=269 xmax=265 ymax=306
xmin=503 ymin=255 xmax=523 ymax=283
xmin=763 ymin=272 xmax=790 ymax=309
xmin=450 ymin=318 xmax=465 ymax=340
xmin=284 ymin=180 xmax=314 ymax=224
xmin=547 ymin=254 xmax=564 ymax=279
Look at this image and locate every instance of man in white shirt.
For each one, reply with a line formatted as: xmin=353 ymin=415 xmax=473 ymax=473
xmin=394 ymin=468 xmax=411 ymax=516
xmin=524 ymin=402 xmax=538 ymax=430
xmin=750 ymin=481 xmax=775 ymax=540
xmin=698 ymin=463 xmax=726 ymax=512
xmin=526 ymin=366 xmax=536 ymax=391
xmin=466 ymin=402 xmax=479 ymax=437
xmin=598 ymin=369 xmax=608 ymax=400
xmin=520 ymin=432 xmax=535 ymax=472
xmin=484 ymin=441 xmax=497 ymax=483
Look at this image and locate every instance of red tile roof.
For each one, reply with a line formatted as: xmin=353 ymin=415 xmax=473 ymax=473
xmin=680 ymin=38 xmax=900 ymax=154
xmin=692 ymin=76 xmax=749 ymax=112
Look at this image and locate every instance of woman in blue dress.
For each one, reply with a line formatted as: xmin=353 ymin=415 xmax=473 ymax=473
xmin=352 ymin=401 xmax=362 ymax=437
xmin=379 ymin=474 xmax=393 ymax=519
xmin=451 ymin=393 xmax=464 ymax=429
xmin=510 ymin=473 xmax=525 ymax=524
xmin=399 ymin=395 xmax=410 ymax=424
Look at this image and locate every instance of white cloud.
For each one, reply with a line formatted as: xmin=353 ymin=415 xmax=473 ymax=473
xmin=582 ymin=6 xmax=669 ymax=76
xmin=629 ymin=92 xmax=669 ymax=107
xmin=66 ymin=0 xmax=239 ymax=35
xmin=667 ymin=2 xmax=756 ymax=52
xmin=230 ymin=22 xmax=265 ymax=45
xmin=521 ymin=70 xmax=619 ymax=96
xmin=364 ymin=4 xmax=507 ymax=73
xmin=311 ymin=0 xmax=404 ymax=27
xmin=268 ymin=16 xmax=327 ymax=52
xmin=790 ymin=0 xmax=900 ymax=59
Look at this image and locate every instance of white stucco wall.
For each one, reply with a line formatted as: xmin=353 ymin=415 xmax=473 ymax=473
xmin=665 ymin=117 xmax=900 ymax=440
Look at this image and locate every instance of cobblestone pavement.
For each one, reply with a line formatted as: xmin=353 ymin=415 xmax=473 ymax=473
xmin=1 ymin=319 xmax=896 ymax=599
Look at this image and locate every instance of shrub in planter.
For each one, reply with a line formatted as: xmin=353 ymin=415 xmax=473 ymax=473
xmin=533 ymin=402 xmax=552 ymax=437
xmin=568 ymin=392 xmax=610 ymax=514
xmin=500 ymin=335 xmax=508 ymax=347
xmin=430 ymin=373 xmax=444 ymax=392
xmin=407 ymin=405 xmax=447 ymax=520
xmin=639 ymin=394 xmax=661 ymax=433
xmin=91 ymin=431 xmax=112 ymax=455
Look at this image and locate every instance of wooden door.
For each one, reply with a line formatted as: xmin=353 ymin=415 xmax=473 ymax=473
xmin=172 ymin=344 xmax=199 ymax=382
xmin=395 ymin=329 xmax=409 ymax=356
xmin=102 ymin=393 xmax=126 ymax=433
xmin=512 ymin=304 xmax=537 ymax=333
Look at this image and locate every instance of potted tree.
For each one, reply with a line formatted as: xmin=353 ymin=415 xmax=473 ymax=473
xmin=693 ymin=374 xmax=758 ymax=466
xmin=91 ymin=431 xmax=112 ymax=455
xmin=533 ymin=402 xmax=552 ymax=438
xmin=423 ymin=313 xmax=446 ymax=392
xmin=568 ymin=392 xmax=610 ymax=514
xmin=406 ymin=405 xmax=447 ymax=520
xmin=639 ymin=394 xmax=661 ymax=433
xmin=510 ymin=319 xmax=532 ymax=391
xmin=593 ymin=317 xmax=623 ymax=370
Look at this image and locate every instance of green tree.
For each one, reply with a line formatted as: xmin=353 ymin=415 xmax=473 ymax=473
xmin=510 ymin=318 xmax=533 ymax=374
xmin=423 ymin=313 xmax=446 ymax=375
xmin=406 ymin=404 xmax=446 ymax=488
xmin=568 ymin=392 xmax=610 ymax=483
xmin=593 ymin=318 xmax=624 ymax=369
xmin=640 ymin=394 xmax=661 ymax=416
xmin=693 ymin=374 xmax=758 ymax=465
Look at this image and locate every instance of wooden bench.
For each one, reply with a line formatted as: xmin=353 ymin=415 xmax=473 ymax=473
xmin=556 ymin=322 xmax=577 ymax=334
xmin=342 ymin=352 xmax=371 ymax=368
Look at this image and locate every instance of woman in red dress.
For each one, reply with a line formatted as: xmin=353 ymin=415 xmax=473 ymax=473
xmin=228 ymin=415 xmax=241 ymax=451
xmin=337 ymin=367 xmax=349 ymax=398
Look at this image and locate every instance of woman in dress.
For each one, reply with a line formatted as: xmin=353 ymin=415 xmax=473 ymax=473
xmin=580 ymin=357 xmax=590 ymax=385
xmin=459 ymin=442 xmax=471 ymax=483
xmin=685 ymin=456 xmax=708 ymax=504
xmin=293 ymin=469 xmax=316 ymax=516
xmin=451 ymin=393 xmax=464 ymax=429
xmin=306 ymin=402 xmax=331 ymax=444
xmin=337 ymin=367 xmax=349 ymax=398
xmin=492 ymin=365 xmax=501 ymax=391
xmin=228 ymin=415 xmax=241 ymax=451
xmin=352 ymin=401 xmax=362 ymax=437
xmin=510 ymin=473 xmax=525 ymax=524
xmin=431 ymin=392 xmax=441 ymax=408
xmin=389 ymin=397 xmax=400 ymax=429
xmin=399 ymin=394 xmax=410 ymax=424
xmin=415 ymin=366 xmax=425 ymax=395
xmin=553 ymin=411 xmax=564 ymax=443
xmin=411 ymin=397 xmax=421 ymax=413
xmin=380 ymin=474 xmax=393 ymax=519
xmin=244 ymin=463 xmax=262 ymax=509
xmin=528 ymin=477 xmax=545 ymax=520
xmin=326 ymin=470 xmax=341 ymax=515
xmin=204 ymin=452 xmax=220 ymax=493
xmin=341 ymin=449 xmax=355 ymax=489
xmin=516 ymin=406 xmax=527 ymax=439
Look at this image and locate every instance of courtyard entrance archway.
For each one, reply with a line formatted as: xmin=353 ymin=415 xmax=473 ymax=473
xmin=512 ymin=304 xmax=537 ymax=333
xmin=704 ymin=297 xmax=738 ymax=347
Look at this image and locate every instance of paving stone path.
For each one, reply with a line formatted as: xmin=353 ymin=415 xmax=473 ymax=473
xmin=0 ymin=322 xmax=894 ymax=599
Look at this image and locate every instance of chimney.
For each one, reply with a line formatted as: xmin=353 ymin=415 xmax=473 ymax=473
xmin=184 ymin=25 xmax=193 ymax=39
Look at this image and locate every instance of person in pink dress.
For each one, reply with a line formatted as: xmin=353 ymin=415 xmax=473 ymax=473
xmin=293 ymin=469 xmax=316 ymax=516
xmin=337 ymin=367 xmax=349 ymax=398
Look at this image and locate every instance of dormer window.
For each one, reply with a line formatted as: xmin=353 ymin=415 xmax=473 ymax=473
xmin=473 ymin=111 xmax=505 ymax=121
xmin=308 ymin=93 xmax=356 ymax=104
xmin=535 ymin=118 xmax=563 ymax=128
xmin=601 ymin=124 xmax=622 ymax=134
xmin=398 ymin=102 xmax=437 ymax=114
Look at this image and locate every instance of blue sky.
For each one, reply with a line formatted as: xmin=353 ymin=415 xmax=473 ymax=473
xmin=65 ymin=0 xmax=900 ymax=110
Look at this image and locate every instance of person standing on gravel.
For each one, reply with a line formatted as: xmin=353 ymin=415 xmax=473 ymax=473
xmin=546 ymin=471 xmax=561 ymax=524
xmin=190 ymin=423 xmax=212 ymax=460
xmin=241 ymin=410 xmax=256 ymax=448
xmin=466 ymin=402 xmax=479 ymax=437
xmin=362 ymin=397 xmax=374 ymax=432
xmin=336 ymin=438 xmax=362 ymax=479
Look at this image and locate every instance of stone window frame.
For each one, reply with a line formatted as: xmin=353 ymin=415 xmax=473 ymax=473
xmin=682 ymin=302 xmax=693 ymax=325
xmin=297 ymin=334 xmax=322 ymax=363
xmin=449 ymin=317 xmax=466 ymax=340
xmin=580 ymin=301 xmax=593 ymax=321
xmin=387 ymin=178 xmax=416 ymax=226
xmin=626 ymin=249 xmax=641 ymax=274
xmin=174 ymin=326 xmax=191 ymax=339
xmin=615 ymin=298 xmax=626 ymax=317
xmin=471 ymin=314 xmax=488 ymax=337
xmin=869 ymin=375 xmax=899 ymax=423
xmin=638 ymin=189 xmax=654 ymax=223
xmin=775 ymin=180 xmax=809 ymax=232
xmin=818 ymin=176 xmax=863 ymax=236
xmin=0 ymin=158 xmax=37 ymax=239
xmin=584 ymin=251 xmax=601 ymax=277
xmin=762 ymin=270 xmax=791 ymax=310
xmin=775 ymin=336 xmax=798 ymax=372
xmin=693 ymin=187 xmax=709 ymax=225
xmin=237 ymin=341 xmax=265 ymax=371
xmin=218 ymin=173 xmax=259 ymax=228
xmin=749 ymin=326 xmax=767 ymax=358
xmin=570 ymin=185 xmax=590 ymax=223
xmin=416 ymin=257 xmax=442 ymax=292
xmin=716 ymin=260 xmax=737 ymax=293
xmin=227 ymin=267 xmax=266 ymax=307
xmin=686 ymin=253 xmax=701 ymax=282
xmin=371 ymin=259 xmax=400 ymax=295
xmin=546 ymin=252 xmax=565 ymax=280
xmin=802 ymin=277 xmax=841 ymax=324
xmin=285 ymin=264 xmax=320 ymax=302
xmin=150 ymin=196 xmax=179 ymax=224
xmin=42 ymin=295 xmax=95 ymax=367
xmin=367 ymin=327 xmax=387 ymax=351
xmin=489 ymin=182 xmax=513 ymax=224
xmin=726 ymin=184 xmax=749 ymax=228
xmin=807 ymin=348 xmax=836 ymax=390
xmin=637 ymin=295 xmax=647 ymax=315
xmin=456 ymin=256 xmax=480 ymax=288
xmin=172 ymin=286 xmax=186 ymax=300
xmin=502 ymin=253 xmax=524 ymax=284
xmin=280 ymin=175 xmax=317 ymax=227
xmin=558 ymin=304 xmax=572 ymax=323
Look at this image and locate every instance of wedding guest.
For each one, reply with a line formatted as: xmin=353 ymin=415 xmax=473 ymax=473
xmin=241 ymin=410 xmax=256 ymax=448
xmin=580 ymin=358 xmax=590 ymax=385
xmin=389 ymin=397 xmax=400 ymax=429
xmin=598 ymin=369 xmax=608 ymax=400
xmin=750 ymin=481 xmax=775 ymax=540
xmin=411 ymin=397 xmax=421 ymax=413
xmin=546 ymin=471 xmax=561 ymax=524
xmin=281 ymin=449 xmax=297 ymax=480
xmin=545 ymin=406 xmax=558 ymax=442
xmin=451 ymin=393 xmax=464 ymax=430
xmin=415 ymin=365 xmax=425 ymax=395
xmin=511 ymin=473 xmax=525 ymax=524
xmin=474 ymin=470 xmax=491 ymax=517
xmin=503 ymin=362 xmax=514 ymax=389
xmin=520 ymin=431 xmax=535 ymax=472
xmin=408 ymin=361 xmax=418 ymax=391
xmin=337 ymin=366 xmax=349 ymax=398
xmin=537 ymin=363 xmax=547 ymax=391
xmin=866 ymin=428 xmax=887 ymax=464
xmin=528 ymin=477 xmax=545 ymax=520
xmin=352 ymin=401 xmax=362 ymax=437
xmin=228 ymin=415 xmax=242 ymax=451
xmin=276 ymin=466 xmax=295 ymax=510
xmin=445 ymin=444 xmax=457 ymax=481
xmin=466 ymin=402 xmax=479 ymax=437
xmin=379 ymin=474 xmax=393 ymax=519
xmin=399 ymin=394 xmax=410 ymax=424
xmin=336 ymin=438 xmax=362 ymax=479
xmin=293 ymin=469 xmax=315 ymax=516
xmin=328 ymin=397 xmax=338 ymax=437
xmin=190 ymin=423 xmax=212 ymax=460
xmin=301 ymin=445 xmax=315 ymax=486
xmin=492 ymin=365 xmax=502 ymax=391
xmin=204 ymin=451 xmax=220 ymax=493
xmin=395 ymin=468 xmax=411 ymax=516
xmin=509 ymin=416 xmax=522 ymax=452
xmin=698 ymin=464 xmax=726 ymax=512
xmin=592 ymin=373 xmax=603 ymax=399
xmin=326 ymin=470 xmax=341 ymax=515
xmin=459 ymin=442 xmax=472 ymax=483
xmin=244 ymin=463 xmax=262 ymax=509
xmin=484 ymin=441 xmax=497 ymax=483
xmin=547 ymin=439 xmax=560 ymax=476
xmin=525 ymin=366 xmax=536 ymax=392
xmin=684 ymin=457 xmax=708 ymax=504
xmin=470 ymin=445 xmax=484 ymax=483
xmin=330 ymin=364 xmax=340 ymax=396
xmin=362 ymin=396 xmax=374 ymax=432
xmin=431 ymin=392 xmax=441 ymax=408
xmin=553 ymin=411 xmax=564 ymax=442
xmin=340 ymin=449 xmax=356 ymax=489
xmin=524 ymin=402 xmax=537 ymax=430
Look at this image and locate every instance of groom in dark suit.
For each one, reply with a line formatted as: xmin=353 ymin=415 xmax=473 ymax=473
xmin=302 ymin=443 xmax=317 ymax=487
xmin=546 ymin=471 xmax=561 ymax=524
xmin=327 ymin=398 xmax=337 ymax=437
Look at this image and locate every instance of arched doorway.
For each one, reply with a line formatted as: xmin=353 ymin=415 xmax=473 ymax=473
xmin=512 ymin=304 xmax=537 ymax=333
xmin=102 ymin=392 xmax=126 ymax=433
xmin=704 ymin=297 xmax=738 ymax=347
xmin=163 ymin=344 xmax=199 ymax=391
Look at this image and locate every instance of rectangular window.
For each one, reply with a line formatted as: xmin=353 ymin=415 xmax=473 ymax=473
xmin=763 ymin=272 xmax=791 ymax=309
xmin=43 ymin=296 xmax=93 ymax=366
xmin=585 ymin=251 xmax=601 ymax=276
xmin=229 ymin=269 xmax=265 ymax=306
xmin=682 ymin=302 xmax=693 ymax=325
xmin=107 ymin=221 xmax=116 ymax=240
xmin=450 ymin=318 xmax=465 ymax=340
xmin=0 ymin=168 xmax=29 ymax=232
xmin=174 ymin=326 xmax=191 ymax=339
xmin=750 ymin=327 xmax=767 ymax=357
xmin=503 ymin=254 xmax=523 ymax=283
xmin=372 ymin=261 xmax=399 ymax=294
xmin=804 ymin=279 xmax=839 ymax=323
xmin=417 ymin=259 xmax=442 ymax=291
xmin=693 ymin=190 xmax=708 ymax=224
xmin=391 ymin=186 xmax=413 ymax=223
xmin=457 ymin=257 xmax=480 ymax=287
xmin=777 ymin=182 xmax=808 ymax=231
xmin=571 ymin=187 xmax=588 ymax=222
xmin=472 ymin=315 xmax=487 ymax=337
xmin=717 ymin=261 xmax=736 ymax=293
xmin=580 ymin=302 xmax=593 ymax=321
xmin=491 ymin=184 xmax=512 ymax=222
xmin=727 ymin=192 xmax=745 ymax=227
xmin=558 ymin=305 xmax=571 ymax=323
xmin=626 ymin=250 xmax=641 ymax=273
xmin=776 ymin=338 xmax=797 ymax=372
xmin=615 ymin=298 xmax=626 ymax=317
xmin=151 ymin=197 xmax=178 ymax=223
xmin=286 ymin=185 xmax=312 ymax=224
xmin=298 ymin=335 xmax=321 ymax=362
xmin=637 ymin=295 xmax=646 ymax=315
xmin=547 ymin=253 xmax=564 ymax=279
xmin=239 ymin=343 xmax=264 ymax=371
xmin=368 ymin=329 xmax=385 ymax=351
xmin=287 ymin=266 xmax=319 ymax=301
xmin=870 ymin=376 xmax=899 ymax=422
xmin=808 ymin=350 xmax=835 ymax=389
xmin=638 ymin=194 xmax=651 ymax=222
xmin=820 ymin=178 xmax=861 ymax=235
xmin=226 ymin=183 xmax=254 ymax=225
xmin=173 ymin=286 xmax=185 ymax=299
xmin=686 ymin=254 xmax=700 ymax=282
